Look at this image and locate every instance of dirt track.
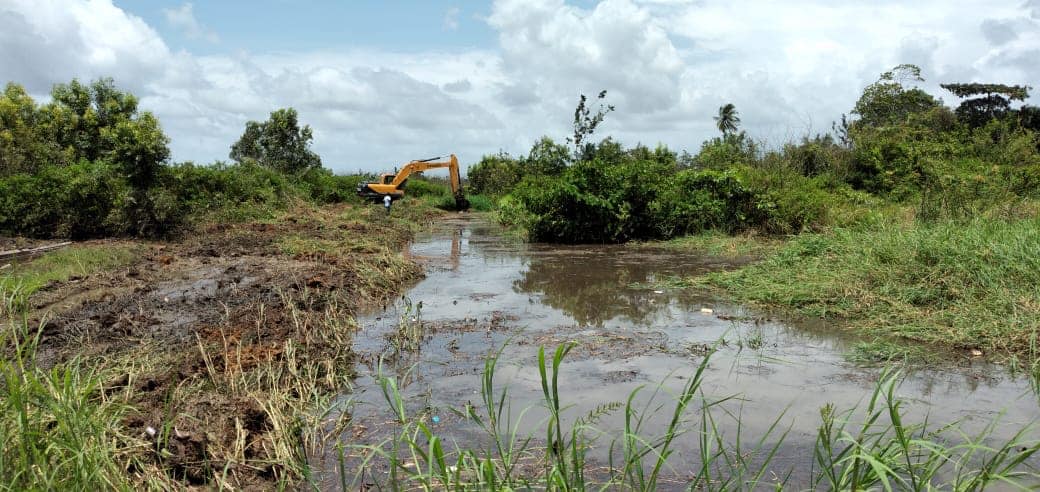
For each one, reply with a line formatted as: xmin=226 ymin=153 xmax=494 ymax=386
xmin=19 ymin=203 xmax=433 ymax=488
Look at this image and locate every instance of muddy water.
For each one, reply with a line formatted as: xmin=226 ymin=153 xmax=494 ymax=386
xmin=315 ymin=216 xmax=1039 ymax=488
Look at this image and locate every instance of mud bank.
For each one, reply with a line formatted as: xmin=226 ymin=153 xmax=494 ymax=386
xmin=4 ymin=202 xmax=440 ymax=488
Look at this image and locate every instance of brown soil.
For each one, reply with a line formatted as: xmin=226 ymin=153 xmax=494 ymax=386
xmin=19 ymin=203 xmax=435 ymax=489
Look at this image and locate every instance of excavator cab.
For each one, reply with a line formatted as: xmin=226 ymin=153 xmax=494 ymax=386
xmin=357 ymin=154 xmax=469 ymax=210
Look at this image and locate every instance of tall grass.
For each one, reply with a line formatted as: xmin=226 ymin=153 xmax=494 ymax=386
xmin=0 ymin=320 xmax=145 ymax=490
xmin=344 ymin=343 xmax=1040 ymax=490
xmin=701 ymin=216 xmax=1040 ymax=357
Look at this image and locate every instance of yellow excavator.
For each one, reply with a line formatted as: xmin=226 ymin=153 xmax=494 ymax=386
xmin=356 ymin=154 xmax=469 ymax=210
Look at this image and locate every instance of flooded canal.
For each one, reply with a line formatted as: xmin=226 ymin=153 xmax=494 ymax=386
xmin=314 ymin=216 xmax=1040 ymax=488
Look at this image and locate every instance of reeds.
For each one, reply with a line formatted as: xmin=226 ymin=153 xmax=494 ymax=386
xmin=346 ymin=343 xmax=1040 ymax=490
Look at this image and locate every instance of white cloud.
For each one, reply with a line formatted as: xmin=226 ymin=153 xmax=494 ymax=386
xmin=443 ymin=6 xmax=460 ymax=31
xmin=1 ymin=0 xmax=1038 ymax=173
xmin=162 ymin=3 xmax=218 ymax=43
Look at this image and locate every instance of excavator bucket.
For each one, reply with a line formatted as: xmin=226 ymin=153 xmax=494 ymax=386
xmin=454 ymin=192 xmax=470 ymax=211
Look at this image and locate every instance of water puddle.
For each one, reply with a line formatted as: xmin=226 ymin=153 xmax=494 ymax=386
xmin=313 ymin=216 xmax=1039 ymax=488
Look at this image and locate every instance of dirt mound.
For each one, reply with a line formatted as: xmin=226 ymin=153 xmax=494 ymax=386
xmin=20 ymin=203 xmax=431 ymax=488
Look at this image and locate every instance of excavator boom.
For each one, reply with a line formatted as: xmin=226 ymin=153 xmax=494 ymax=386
xmin=357 ymin=154 xmax=469 ymax=210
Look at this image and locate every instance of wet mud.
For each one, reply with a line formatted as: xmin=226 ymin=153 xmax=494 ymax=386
xmin=14 ymin=204 xmax=426 ymax=488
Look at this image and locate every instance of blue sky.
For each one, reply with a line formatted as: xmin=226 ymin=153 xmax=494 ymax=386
xmin=121 ymin=1 xmax=499 ymax=54
xmin=2 ymin=0 xmax=1038 ymax=172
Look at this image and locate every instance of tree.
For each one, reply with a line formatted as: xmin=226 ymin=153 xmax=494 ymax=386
xmin=49 ymin=78 xmax=142 ymax=163
xmin=230 ymin=108 xmax=321 ymax=174
xmin=567 ymin=90 xmax=614 ymax=160
xmin=714 ymin=103 xmax=741 ymax=136
xmin=852 ymin=64 xmax=939 ymax=127
xmin=1020 ymin=105 xmax=1040 ymax=133
xmin=0 ymin=83 xmax=61 ymax=176
xmin=524 ymin=136 xmax=570 ymax=176
xmin=103 ymin=112 xmax=170 ymax=189
xmin=940 ymin=83 xmax=1032 ymax=128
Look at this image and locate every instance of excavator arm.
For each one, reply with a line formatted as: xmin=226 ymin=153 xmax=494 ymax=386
xmin=357 ymin=154 xmax=469 ymax=210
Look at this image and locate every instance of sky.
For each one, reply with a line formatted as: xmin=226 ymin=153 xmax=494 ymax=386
xmin=1 ymin=0 xmax=1039 ymax=173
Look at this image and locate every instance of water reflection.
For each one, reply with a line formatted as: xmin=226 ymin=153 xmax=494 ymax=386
xmin=512 ymin=246 xmax=707 ymax=327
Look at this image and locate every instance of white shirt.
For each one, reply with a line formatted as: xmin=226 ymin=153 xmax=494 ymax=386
xmin=383 ymin=195 xmax=392 ymax=206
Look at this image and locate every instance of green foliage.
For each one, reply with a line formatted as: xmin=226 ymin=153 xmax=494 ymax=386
xmin=848 ymin=108 xmax=968 ymax=196
xmin=161 ymin=161 xmax=296 ymax=216
xmin=853 ymin=65 xmax=939 ymax=128
xmin=0 ymin=83 xmax=62 ymax=176
xmin=778 ymin=134 xmax=851 ymax=178
xmin=0 ymin=158 xmax=373 ymax=238
xmin=229 ymin=108 xmax=321 ymax=174
xmin=525 ymin=136 xmax=570 ymax=175
xmin=464 ymin=194 xmax=494 ymax=212
xmin=1020 ymin=105 xmax=1040 ymax=133
xmin=651 ymin=169 xmax=763 ymax=237
xmin=511 ymin=157 xmax=672 ymax=243
xmin=0 ymin=161 xmax=133 ymax=238
xmin=0 ymin=78 xmax=171 ymax=187
xmin=702 ymin=216 xmax=1040 ymax=355
xmin=942 ymin=83 xmax=1032 ymax=129
xmin=297 ymin=167 xmax=367 ymax=204
xmin=738 ymin=166 xmax=838 ymax=234
xmin=402 ymin=176 xmax=451 ymax=198
xmin=694 ymin=132 xmax=758 ymax=169
xmin=568 ymin=90 xmax=614 ymax=158
xmin=0 ymin=333 xmax=139 ymax=490
xmin=468 ymin=138 xmax=572 ymax=197
xmin=466 ymin=152 xmax=522 ymax=196
xmin=714 ymin=103 xmax=741 ymax=136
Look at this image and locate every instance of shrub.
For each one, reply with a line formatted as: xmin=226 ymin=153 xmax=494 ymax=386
xmin=510 ymin=159 xmax=670 ymax=243
xmin=739 ymin=166 xmax=838 ymax=234
xmin=693 ymin=132 xmax=758 ymax=169
xmin=651 ymin=169 xmax=763 ymax=237
xmin=0 ymin=161 xmax=133 ymax=238
xmin=402 ymin=177 xmax=451 ymax=198
xmin=162 ymin=161 xmax=296 ymax=215
xmin=298 ymin=168 xmax=365 ymax=204
xmin=467 ymin=153 xmax=522 ymax=196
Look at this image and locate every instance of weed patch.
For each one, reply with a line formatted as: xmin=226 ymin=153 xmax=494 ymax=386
xmin=699 ymin=217 xmax=1040 ymax=357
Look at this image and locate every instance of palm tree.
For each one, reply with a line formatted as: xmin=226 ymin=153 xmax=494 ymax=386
xmin=714 ymin=103 xmax=740 ymax=136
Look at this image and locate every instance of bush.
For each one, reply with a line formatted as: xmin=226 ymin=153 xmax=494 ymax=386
xmin=465 ymin=194 xmax=494 ymax=212
xmin=467 ymin=153 xmax=522 ymax=196
xmin=651 ymin=169 xmax=763 ymax=237
xmin=510 ymin=158 xmax=671 ymax=243
xmin=402 ymin=177 xmax=451 ymax=198
xmin=0 ymin=160 xmax=377 ymax=239
xmin=162 ymin=161 xmax=296 ymax=215
xmin=298 ymin=168 xmax=366 ymax=204
xmin=0 ymin=161 xmax=133 ymax=238
xmin=738 ymin=166 xmax=838 ymax=234
xmin=693 ymin=132 xmax=758 ymax=169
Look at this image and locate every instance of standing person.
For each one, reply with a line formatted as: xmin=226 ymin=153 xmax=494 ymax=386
xmin=383 ymin=194 xmax=392 ymax=215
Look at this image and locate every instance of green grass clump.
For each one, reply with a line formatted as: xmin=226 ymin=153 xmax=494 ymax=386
xmin=465 ymin=194 xmax=494 ymax=212
xmin=700 ymin=217 xmax=1040 ymax=357
xmin=1 ymin=244 xmax=141 ymax=315
xmin=642 ymin=229 xmax=782 ymax=259
xmin=846 ymin=339 xmax=932 ymax=365
xmin=0 ymin=326 xmax=143 ymax=490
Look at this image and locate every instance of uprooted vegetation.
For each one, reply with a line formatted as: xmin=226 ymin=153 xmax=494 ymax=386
xmin=0 ymin=200 xmax=441 ymax=489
